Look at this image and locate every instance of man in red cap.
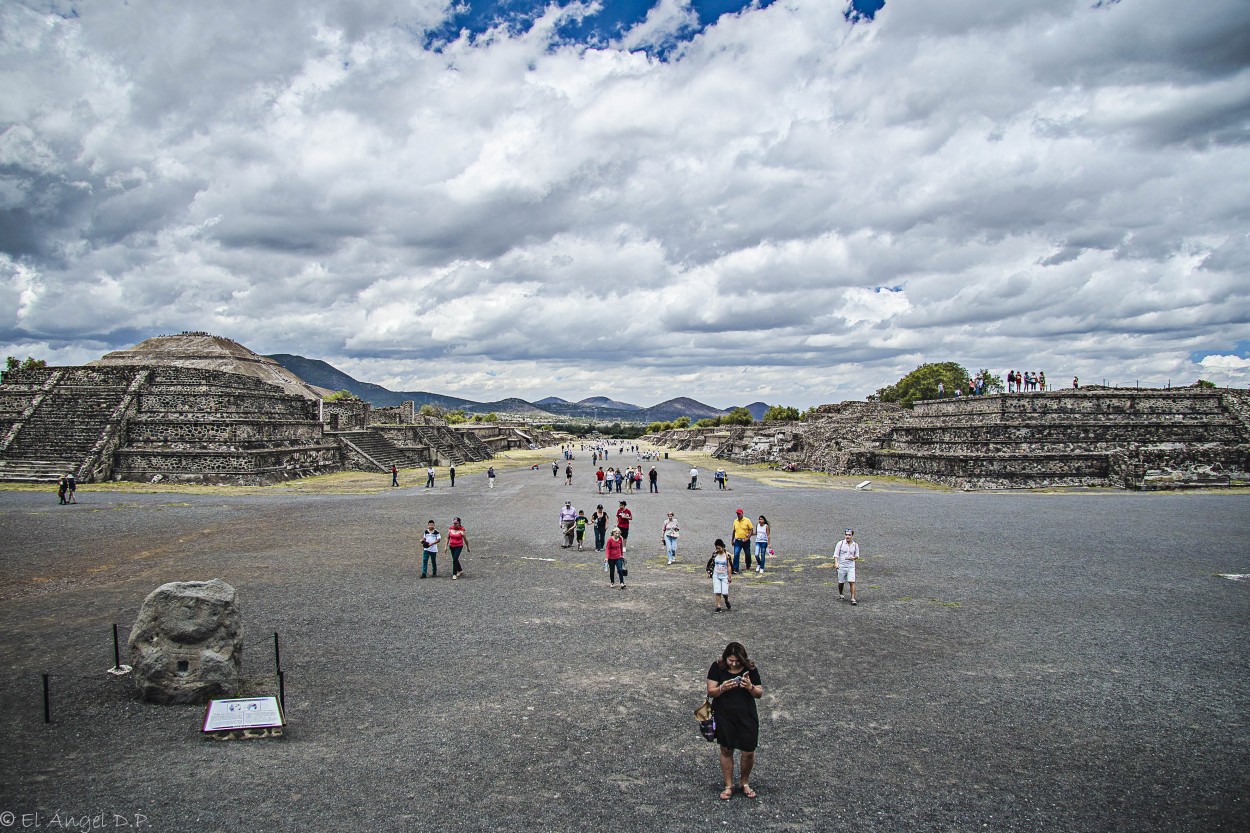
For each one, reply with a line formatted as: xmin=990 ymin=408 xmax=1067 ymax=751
xmin=731 ymin=509 xmax=755 ymax=574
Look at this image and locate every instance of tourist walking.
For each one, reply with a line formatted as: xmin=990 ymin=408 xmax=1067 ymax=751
xmin=449 ymin=464 xmax=456 ymax=487
xmin=487 ymin=466 xmax=496 ymax=488
xmin=689 ymin=466 xmax=699 ymax=489
xmin=559 ymin=500 xmax=578 ymax=548
xmin=754 ymin=516 xmax=770 ymax=574
xmin=662 ymin=512 xmax=680 ymax=564
xmin=420 ymin=520 xmax=440 ymax=578
xmin=706 ymin=539 xmax=732 ymax=612
xmin=615 ymin=501 xmax=632 ymax=551
xmin=592 ymin=504 xmax=608 ymax=552
xmin=575 ymin=510 xmax=588 ymax=551
xmin=426 ymin=466 xmax=436 ymax=488
xmin=57 ymin=475 xmax=68 ymax=505
xmin=66 ymin=473 xmax=76 ymax=503
xmin=834 ymin=528 xmax=860 ymax=605
xmin=565 ymin=463 xmax=573 ymax=486
xmin=391 ymin=464 xmax=399 ymax=487
xmin=731 ymin=509 xmax=754 ymax=574
xmin=606 ymin=528 xmax=627 ymax=589
xmin=447 ymin=517 xmax=470 ymax=579
xmin=706 ymin=641 xmax=763 ymax=800
xmin=648 ymin=466 xmax=658 ymax=493
xmin=552 ymin=461 xmax=560 ymax=477
xmin=596 ymin=466 xmax=605 ymax=493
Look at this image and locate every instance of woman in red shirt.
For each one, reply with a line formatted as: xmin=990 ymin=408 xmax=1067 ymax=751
xmin=606 ymin=527 xmax=626 ymax=589
xmin=447 ymin=517 xmax=471 ymax=580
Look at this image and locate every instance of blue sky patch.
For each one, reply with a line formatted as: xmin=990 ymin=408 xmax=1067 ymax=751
xmin=845 ymin=1 xmax=884 ymax=23
xmin=425 ymin=1 xmax=885 ymax=53
xmin=431 ymin=2 xmax=886 ymax=51
xmin=1191 ymin=340 xmax=1250 ymax=364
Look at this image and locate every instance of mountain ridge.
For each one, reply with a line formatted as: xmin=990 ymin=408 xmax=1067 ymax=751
xmin=265 ymin=353 xmax=761 ymax=423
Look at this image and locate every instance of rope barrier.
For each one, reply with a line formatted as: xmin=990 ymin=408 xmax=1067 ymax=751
xmin=30 ymin=624 xmax=292 ymax=724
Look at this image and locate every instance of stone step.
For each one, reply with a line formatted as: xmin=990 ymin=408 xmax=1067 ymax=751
xmin=0 ymin=459 xmax=83 ymax=482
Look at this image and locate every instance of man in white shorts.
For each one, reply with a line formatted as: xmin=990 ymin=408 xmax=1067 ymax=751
xmin=834 ymin=528 xmax=860 ymax=606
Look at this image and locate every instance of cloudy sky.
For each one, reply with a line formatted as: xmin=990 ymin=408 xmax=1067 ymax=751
xmin=2 ymin=0 xmax=1248 ymax=408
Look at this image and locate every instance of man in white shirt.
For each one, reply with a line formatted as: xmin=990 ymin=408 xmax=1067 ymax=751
xmin=421 ymin=520 xmax=440 ymax=578
xmin=834 ymin=528 xmax=860 ymax=605
xmin=689 ymin=466 xmax=699 ymax=489
xmin=559 ymin=500 xmax=578 ymax=548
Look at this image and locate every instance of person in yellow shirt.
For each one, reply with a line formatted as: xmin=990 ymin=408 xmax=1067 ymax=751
xmin=731 ymin=509 xmax=755 ymax=574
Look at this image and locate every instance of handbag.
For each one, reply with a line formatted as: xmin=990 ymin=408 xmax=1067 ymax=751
xmin=618 ymin=557 xmax=628 ymax=578
xmin=695 ymin=698 xmax=716 ymax=742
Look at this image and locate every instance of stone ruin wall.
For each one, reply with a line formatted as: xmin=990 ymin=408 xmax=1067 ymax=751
xmin=112 ymin=366 xmax=342 ymax=483
xmin=645 ymin=390 xmax=1250 ymax=491
xmin=2 ymin=361 xmax=575 ymax=484
xmin=647 ymin=402 xmax=903 ymax=474
xmin=322 ymin=398 xmax=371 ymax=430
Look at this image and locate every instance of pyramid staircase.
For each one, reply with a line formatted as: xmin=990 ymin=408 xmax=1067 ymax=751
xmin=0 ymin=368 xmax=146 ymax=483
xmin=333 ymin=430 xmax=418 ymax=472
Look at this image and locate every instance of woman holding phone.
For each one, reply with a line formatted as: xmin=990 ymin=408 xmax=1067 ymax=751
xmin=706 ymin=641 xmax=764 ymax=800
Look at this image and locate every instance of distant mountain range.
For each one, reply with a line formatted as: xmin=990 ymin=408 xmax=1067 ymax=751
xmin=267 ymin=354 xmax=771 ymax=423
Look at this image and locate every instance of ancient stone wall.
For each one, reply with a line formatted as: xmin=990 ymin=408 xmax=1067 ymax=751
xmin=646 ymin=428 xmax=728 ymax=451
xmin=645 ymin=389 xmax=1250 ymax=490
xmin=113 ymin=445 xmax=342 ymax=484
xmin=86 ymin=367 xmax=340 ymax=483
xmin=126 ymin=419 xmax=327 ymax=447
xmin=322 ymin=399 xmax=370 ymax=430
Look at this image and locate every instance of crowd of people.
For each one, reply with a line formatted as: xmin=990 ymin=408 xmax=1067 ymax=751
xmin=591 ymin=464 xmax=659 ymax=493
xmin=1006 ymin=370 xmax=1047 ymax=393
xmin=396 ymin=450 xmax=862 ymax=802
xmin=936 ymin=370 xmax=1057 ymax=397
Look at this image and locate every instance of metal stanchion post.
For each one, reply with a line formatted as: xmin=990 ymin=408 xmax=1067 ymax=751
xmin=42 ymin=673 xmax=51 ymax=724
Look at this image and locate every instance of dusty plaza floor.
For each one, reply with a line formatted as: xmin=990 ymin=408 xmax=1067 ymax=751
xmin=1 ymin=448 xmax=1247 ymax=833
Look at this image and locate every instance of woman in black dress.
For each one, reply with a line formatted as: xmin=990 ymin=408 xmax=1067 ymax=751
xmin=706 ymin=641 xmax=764 ymax=800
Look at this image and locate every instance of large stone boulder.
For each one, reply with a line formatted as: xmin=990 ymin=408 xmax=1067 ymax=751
xmin=128 ymin=579 xmax=243 ymax=704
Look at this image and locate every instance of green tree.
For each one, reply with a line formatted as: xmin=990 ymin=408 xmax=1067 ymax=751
xmin=1195 ymin=379 xmax=1216 ymax=389
xmin=763 ymin=405 xmax=801 ymax=422
xmin=722 ymin=407 xmax=754 ymax=426
xmin=673 ymin=416 xmax=691 ymax=429
xmin=975 ymin=368 xmax=1004 ymax=394
xmin=418 ymin=403 xmax=445 ymax=417
xmin=482 ymin=412 xmax=500 ymax=423
xmin=646 ymin=421 xmax=667 ymax=433
xmin=5 ymin=356 xmax=46 ymax=372
xmin=693 ymin=417 xmax=719 ymax=428
xmin=875 ymin=362 xmax=970 ymax=407
xmin=324 ymin=390 xmax=360 ymax=402
xmin=444 ymin=409 xmax=468 ymax=425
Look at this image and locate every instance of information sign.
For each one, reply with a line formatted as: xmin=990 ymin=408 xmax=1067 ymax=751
xmin=202 ymin=697 xmax=285 ymax=732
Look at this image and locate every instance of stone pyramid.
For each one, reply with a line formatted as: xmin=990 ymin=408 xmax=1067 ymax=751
xmin=92 ymin=332 xmax=330 ymax=400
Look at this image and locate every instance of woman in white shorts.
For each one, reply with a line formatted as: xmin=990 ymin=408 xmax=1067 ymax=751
xmin=706 ymin=538 xmax=732 ymax=612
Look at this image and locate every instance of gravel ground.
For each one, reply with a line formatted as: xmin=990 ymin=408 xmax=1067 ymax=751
xmin=0 ymin=449 xmax=1247 ymax=833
